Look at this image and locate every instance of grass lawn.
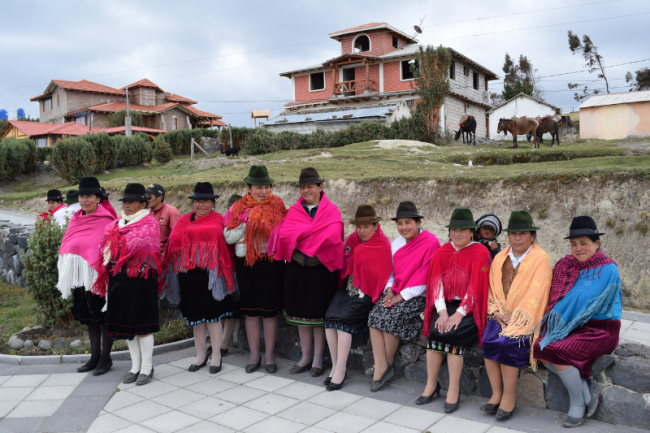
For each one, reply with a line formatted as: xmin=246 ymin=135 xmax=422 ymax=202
xmin=0 ymin=282 xmax=36 ymax=340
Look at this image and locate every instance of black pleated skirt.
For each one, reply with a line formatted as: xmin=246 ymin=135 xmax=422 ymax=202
xmin=105 ymin=273 xmax=160 ymax=340
xmin=178 ymin=268 xmax=234 ymax=327
xmin=235 ymin=256 xmax=285 ymax=318
xmin=283 ymin=260 xmax=338 ymax=326
xmin=324 ymin=282 xmax=374 ymax=335
xmin=73 ymin=287 xmax=106 ymax=325
xmin=427 ymin=300 xmax=478 ymax=356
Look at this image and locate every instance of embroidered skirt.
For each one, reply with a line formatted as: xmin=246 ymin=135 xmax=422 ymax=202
xmin=106 ymin=273 xmax=160 ymax=340
xmin=482 ymin=318 xmax=531 ymax=368
xmin=283 ymin=260 xmax=338 ymax=327
xmin=533 ymin=319 xmax=620 ymax=379
xmin=324 ymin=284 xmax=374 ymax=334
xmin=368 ymin=294 xmax=425 ymax=341
xmin=235 ymin=256 xmax=285 ymax=318
xmin=427 ymin=300 xmax=478 ymax=356
xmin=178 ymin=268 xmax=234 ymax=327
xmin=73 ymin=287 xmax=106 ymax=325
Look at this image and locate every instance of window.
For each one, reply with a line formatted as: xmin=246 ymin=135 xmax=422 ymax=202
xmin=463 ymin=65 xmax=469 ymax=76
xmin=75 ymin=116 xmax=86 ymax=125
xmin=473 ymin=72 xmax=479 ymax=90
xmin=101 ymin=99 xmax=105 ymax=103
xmin=406 ymin=99 xmax=416 ymax=113
xmin=172 ymin=116 xmax=177 ymax=130
xmin=145 ymin=102 xmax=149 ymax=106
xmin=353 ymin=35 xmax=370 ymax=52
xmin=57 ymin=94 xmax=60 ymax=106
xmin=43 ymin=99 xmax=52 ymax=111
xmin=450 ymin=61 xmax=456 ymax=80
xmin=309 ymin=72 xmax=325 ymax=91
xmin=144 ymin=89 xmax=149 ymax=94
xmin=392 ymin=36 xmax=398 ymax=49
xmin=36 ymin=138 xmax=47 ymax=148
xmin=401 ymin=60 xmax=417 ymax=80
xmin=145 ymin=95 xmax=148 ymax=100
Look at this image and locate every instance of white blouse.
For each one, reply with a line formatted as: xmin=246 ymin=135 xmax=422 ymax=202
xmin=433 ymin=241 xmax=476 ymax=316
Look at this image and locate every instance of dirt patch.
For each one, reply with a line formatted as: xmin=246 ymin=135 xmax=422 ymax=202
xmin=375 ymin=140 xmax=437 ymax=153
xmin=188 ymin=155 xmax=260 ymax=170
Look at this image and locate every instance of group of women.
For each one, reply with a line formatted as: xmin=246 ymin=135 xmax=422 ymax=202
xmin=55 ymin=166 xmax=622 ymax=428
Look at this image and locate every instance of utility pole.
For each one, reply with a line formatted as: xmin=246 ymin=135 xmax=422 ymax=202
xmin=125 ymin=87 xmax=132 ymax=137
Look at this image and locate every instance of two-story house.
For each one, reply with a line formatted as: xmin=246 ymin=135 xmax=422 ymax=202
xmin=30 ymin=78 xmax=226 ymax=131
xmin=263 ymin=23 xmax=498 ymax=138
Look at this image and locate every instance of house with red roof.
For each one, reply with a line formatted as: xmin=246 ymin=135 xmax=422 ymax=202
xmin=30 ymin=79 xmax=225 ymax=131
xmin=263 ymin=23 xmax=498 ymax=137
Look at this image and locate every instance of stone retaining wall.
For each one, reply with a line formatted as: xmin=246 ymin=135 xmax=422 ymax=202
xmin=0 ymin=220 xmax=33 ymax=288
xmin=237 ymin=317 xmax=650 ymax=429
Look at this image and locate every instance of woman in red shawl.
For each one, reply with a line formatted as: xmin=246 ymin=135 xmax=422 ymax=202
xmin=267 ymin=168 xmax=344 ymax=377
xmin=38 ymin=189 xmax=64 ymax=221
xmin=420 ymin=208 xmax=491 ymax=411
xmin=323 ymin=205 xmax=392 ymax=391
xmin=92 ymin=183 xmax=161 ymax=386
xmin=225 ymin=165 xmax=287 ymax=374
xmin=160 ymin=182 xmax=236 ymax=375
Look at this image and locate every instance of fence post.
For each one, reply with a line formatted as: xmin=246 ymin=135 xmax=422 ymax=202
xmin=229 ymin=124 xmax=233 ymax=149
xmin=191 ymin=138 xmax=195 ymax=160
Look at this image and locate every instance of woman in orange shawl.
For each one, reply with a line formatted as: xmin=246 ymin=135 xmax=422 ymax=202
xmin=481 ymin=210 xmax=552 ymax=421
xmin=224 ymin=165 xmax=287 ymax=374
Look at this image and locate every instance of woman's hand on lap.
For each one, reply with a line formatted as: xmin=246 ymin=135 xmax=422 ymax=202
xmin=445 ymin=312 xmax=463 ymax=332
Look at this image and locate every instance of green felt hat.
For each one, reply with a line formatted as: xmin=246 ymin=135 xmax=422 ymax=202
xmin=504 ymin=210 xmax=540 ymax=232
xmin=244 ymin=165 xmax=274 ymax=185
xmin=63 ymin=190 xmax=79 ymax=205
xmin=226 ymin=194 xmax=243 ymax=209
xmin=445 ymin=208 xmax=480 ymax=229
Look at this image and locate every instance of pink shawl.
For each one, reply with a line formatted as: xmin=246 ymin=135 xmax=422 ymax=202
xmin=92 ymin=215 xmax=162 ymax=296
xmin=59 ymin=205 xmax=116 ymax=272
xmin=267 ymin=193 xmax=344 ymax=272
xmin=392 ymin=231 xmax=440 ymax=296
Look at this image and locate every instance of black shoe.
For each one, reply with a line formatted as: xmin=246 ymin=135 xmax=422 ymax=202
xmin=245 ymin=356 xmax=262 ymax=373
xmin=495 ymin=405 xmax=516 ymax=421
xmin=327 ymin=372 xmax=347 ymax=391
xmin=188 ymin=357 xmax=208 ymax=372
xmin=220 ymin=348 xmax=229 ymax=357
xmin=480 ymin=403 xmax=500 ymax=413
xmin=416 ymin=382 xmax=441 ymax=405
xmin=444 ymin=396 xmax=461 ymax=413
xmin=135 ymin=368 xmax=154 ymax=386
xmin=122 ymin=371 xmax=139 ymax=384
xmin=563 ymin=416 xmax=584 ymax=428
xmin=370 ymin=364 xmax=394 ymax=392
xmin=265 ymin=364 xmax=277 ymax=373
xmin=206 ymin=346 xmax=213 ymax=359
xmin=92 ymin=361 xmax=113 ymax=376
xmin=209 ymin=358 xmax=223 ymax=374
xmin=77 ymin=363 xmax=97 ymax=373
xmin=323 ymin=377 xmax=332 ymax=386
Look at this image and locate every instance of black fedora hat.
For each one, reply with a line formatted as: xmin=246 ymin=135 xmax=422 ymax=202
xmin=189 ymin=182 xmax=219 ymax=200
xmin=298 ymin=167 xmax=324 ymax=186
xmin=78 ymin=177 xmax=102 ymax=195
xmin=391 ymin=201 xmax=424 ymax=221
xmin=349 ymin=204 xmax=382 ymax=225
xmin=46 ymin=189 xmax=63 ymax=202
xmin=564 ymin=216 xmax=605 ymax=239
xmin=119 ymin=183 xmax=148 ymax=202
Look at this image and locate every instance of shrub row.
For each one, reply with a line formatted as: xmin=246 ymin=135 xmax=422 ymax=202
xmin=0 ymin=137 xmax=37 ymax=182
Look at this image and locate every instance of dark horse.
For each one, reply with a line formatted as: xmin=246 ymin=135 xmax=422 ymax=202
xmin=497 ymin=118 xmax=540 ymax=149
xmin=454 ymin=116 xmax=477 ymax=145
xmin=535 ymin=115 xmax=574 ymax=146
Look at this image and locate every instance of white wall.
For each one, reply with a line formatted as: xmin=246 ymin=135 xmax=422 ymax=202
xmin=488 ymin=96 xmax=557 ymax=140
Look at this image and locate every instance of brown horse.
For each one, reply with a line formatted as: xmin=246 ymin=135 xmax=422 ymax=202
xmin=497 ymin=118 xmax=539 ymax=149
xmin=537 ymin=116 xmax=561 ymax=146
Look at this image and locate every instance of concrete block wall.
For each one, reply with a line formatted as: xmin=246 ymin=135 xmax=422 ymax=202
xmin=0 ymin=221 xmax=33 ymax=289
xmin=443 ymin=95 xmax=487 ymax=138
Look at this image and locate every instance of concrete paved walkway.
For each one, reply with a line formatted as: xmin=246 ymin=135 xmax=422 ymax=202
xmin=1 ymin=348 xmax=648 ymax=433
xmin=0 ymin=210 xmax=36 ymax=226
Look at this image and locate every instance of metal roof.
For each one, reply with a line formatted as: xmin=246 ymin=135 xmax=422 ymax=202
xmin=579 ymin=90 xmax=650 ymax=108
xmin=264 ymin=105 xmax=398 ymax=126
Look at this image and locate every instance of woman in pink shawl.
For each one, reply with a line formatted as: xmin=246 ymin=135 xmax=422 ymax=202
xmin=57 ymin=177 xmax=116 ymax=375
xmin=267 ymin=168 xmax=344 ymax=377
xmin=368 ymin=202 xmax=441 ymax=392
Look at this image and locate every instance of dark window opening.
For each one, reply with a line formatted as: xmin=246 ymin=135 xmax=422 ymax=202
xmin=354 ymin=35 xmax=370 ymax=52
xmin=406 ymin=99 xmax=416 ymax=112
xmin=401 ymin=60 xmax=417 ymax=80
xmin=310 ymin=72 xmax=325 ymax=91
xmin=473 ymin=72 xmax=479 ymax=90
xmin=392 ymin=36 xmax=398 ymax=48
xmin=463 ymin=65 xmax=469 ymax=76
xmin=450 ymin=61 xmax=456 ymax=80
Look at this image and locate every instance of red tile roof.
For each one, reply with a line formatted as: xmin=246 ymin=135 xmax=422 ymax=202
xmin=329 ymin=22 xmax=386 ymax=36
xmin=54 ymin=79 xmax=124 ymax=95
xmin=198 ymin=119 xmax=228 ymax=127
xmin=165 ymin=93 xmax=198 ymax=104
xmin=6 ymin=120 xmax=103 ymax=137
xmin=121 ymin=79 xmax=164 ymax=92
xmin=103 ymin=126 xmax=167 ymax=134
xmin=183 ymin=105 xmax=222 ymax=119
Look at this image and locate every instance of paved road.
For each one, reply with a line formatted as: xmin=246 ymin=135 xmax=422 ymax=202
xmin=0 ymin=210 xmax=37 ymax=226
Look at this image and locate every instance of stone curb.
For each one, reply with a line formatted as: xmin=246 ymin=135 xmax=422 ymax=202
xmin=0 ymin=338 xmax=195 ymax=365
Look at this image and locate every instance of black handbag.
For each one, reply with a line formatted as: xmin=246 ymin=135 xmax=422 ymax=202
xmin=428 ymin=300 xmax=478 ymax=349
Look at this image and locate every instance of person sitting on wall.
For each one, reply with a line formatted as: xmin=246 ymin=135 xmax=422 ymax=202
xmin=52 ymin=190 xmax=80 ymax=227
xmin=39 ymin=190 xmax=64 ymax=221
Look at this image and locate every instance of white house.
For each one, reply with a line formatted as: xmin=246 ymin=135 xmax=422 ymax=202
xmin=487 ymin=93 xmax=560 ymax=140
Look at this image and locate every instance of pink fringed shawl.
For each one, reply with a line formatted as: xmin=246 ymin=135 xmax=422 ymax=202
xmin=392 ymin=231 xmax=441 ymax=295
xmin=59 ymin=205 xmax=116 ymax=272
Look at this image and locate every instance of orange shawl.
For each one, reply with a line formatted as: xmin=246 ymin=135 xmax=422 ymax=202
xmin=226 ymin=192 xmax=286 ymax=266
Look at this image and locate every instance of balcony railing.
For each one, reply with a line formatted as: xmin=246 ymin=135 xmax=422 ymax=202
xmin=333 ymin=79 xmax=377 ymax=96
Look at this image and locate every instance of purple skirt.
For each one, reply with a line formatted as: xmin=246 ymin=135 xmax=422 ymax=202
xmin=482 ymin=318 xmax=531 ymax=368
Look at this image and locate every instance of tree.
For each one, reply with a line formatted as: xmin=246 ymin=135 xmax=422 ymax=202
xmin=107 ymin=110 xmax=144 ymax=128
xmin=501 ymin=53 xmax=544 ymax=101
xmin=502 ymin=78 xmax=535 ymax=101
xmin=490 ymin=92 xmax=505 ymax=106
xmin=626 ymin=67 xmax=650 ymax=91
xmin=567 ymin=31 xmax=609 ymax=101
xmin=410 ymin=45 xmax=452 ymax=143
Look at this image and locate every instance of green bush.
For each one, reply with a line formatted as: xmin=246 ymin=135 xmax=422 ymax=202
xmin=107 ymin=110 xmax=144 ymax=128
xmin=36 ymin=147 xmax=52 ymax=162
xmin=24 ymin=218 xmax=74 ymax=328
xmin=50 ymin=136 xmax=97 ymax=183
xmin=220 ymin=126 xmax=255 ymax=148
xmin=0 ymin=137 xmax=39 ymax=182
xmin=85 ymin=132 xmax=117 ymax=171
xmin=152 ymin=134 xmax=174 ymax=164
xmin=115 ymin=134 xmax=152 ymax=166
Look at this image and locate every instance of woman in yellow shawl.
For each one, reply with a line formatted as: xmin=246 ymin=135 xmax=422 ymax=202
xmin=481 ymin=211 xmax=552 ymax=421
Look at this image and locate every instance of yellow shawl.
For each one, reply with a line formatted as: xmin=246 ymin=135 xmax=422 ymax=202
xmin=488 ymin=243 xmax=552 ymax=366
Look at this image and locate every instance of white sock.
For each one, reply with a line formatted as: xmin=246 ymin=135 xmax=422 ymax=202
xmin=127 ymin=336 xmax=141 ymax=374
xmin=139 ymin=334 xmax=155 ymax=375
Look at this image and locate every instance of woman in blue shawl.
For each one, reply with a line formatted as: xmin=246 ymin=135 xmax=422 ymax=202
xmin=533 ymin=216 xmax=621 ymax=428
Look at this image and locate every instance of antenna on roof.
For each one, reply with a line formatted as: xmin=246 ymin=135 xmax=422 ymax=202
xmin=412 ymin=15 xmax=425 ymax=40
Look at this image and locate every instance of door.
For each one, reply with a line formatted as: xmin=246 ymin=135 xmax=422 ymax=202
xmin=342 ymin=68 xmax=355 ymax=96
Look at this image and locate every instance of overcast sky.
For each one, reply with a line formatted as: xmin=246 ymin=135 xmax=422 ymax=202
xmin=0 ymin=0 xmax=647 ymax=127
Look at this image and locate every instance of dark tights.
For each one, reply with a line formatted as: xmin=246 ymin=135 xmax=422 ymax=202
xmin=84 ymin=324 xmax=113 ymax=370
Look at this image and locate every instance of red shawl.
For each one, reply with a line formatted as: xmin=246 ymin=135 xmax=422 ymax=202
xmin=267 ymin=193 xmax=344 ymax=272
xmin=226 ymin=193 xmax=286 ymax=266
xmin=423 ymin=242 xmax=491 ymax=344
xmin=59 ymin=205 xmax=116 ymax=272
xmin=100 ymin=201 xmax=118 ymax=219
xmin=92 ymin=215 xmax=162 ymax=297
xmin=340 ymin=225 xmax=392 ymax=303
xmin=545 ymin=249 xmax=616 ymax=315
xmin=392 ymin=231 xmax=441 ymax=296
xmin=160 ymin=211 xmax=234 ymax=292
xmin=39 ymin=204 xmax=65 ymax=221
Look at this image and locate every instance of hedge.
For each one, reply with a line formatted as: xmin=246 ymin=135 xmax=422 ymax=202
xmin=219 ymin=126 xmax=255 ymax=148
xmin=50 ymin=136 xmax=98 ymax=184
xmin=152 ymin=134 xmax=174 ymax=164
xmin=114 ymin=134 xmax=152 ymax=166
xmin=0 ymin=137 xmax=38 ymax=182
